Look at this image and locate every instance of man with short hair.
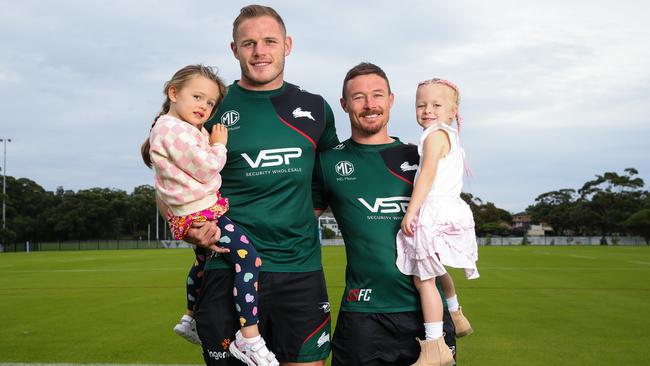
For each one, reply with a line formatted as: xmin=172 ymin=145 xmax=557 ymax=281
xmin=186 ymin=5 xmax=339 ymax=366
xmin=314 ymin=62 xmax=457 ymax=366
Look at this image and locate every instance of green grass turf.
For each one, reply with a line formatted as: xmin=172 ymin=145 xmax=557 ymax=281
xmin=1 ymin=245 xmax=649 ymax=365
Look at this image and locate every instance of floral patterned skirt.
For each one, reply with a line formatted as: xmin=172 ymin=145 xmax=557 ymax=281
xmin=167 ymin=193 xmax=229 ymax=240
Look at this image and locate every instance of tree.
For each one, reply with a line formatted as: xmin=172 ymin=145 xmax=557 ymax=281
xmin=624 ymin=209 xmax=650 ymax=244
xmin=126 ymin=185 xmax=157 ymax=239
xmin=321 ymin=226 xmax=336 ymax=239
xmin=462 ymin=193 xmax=512 ymax=236
xmin=578 ymin=168 xmax=645 ymax=236
xmin=3 ymin=177 xmax=59 ymax=243
xmin=527 ymin=189 xmax=577 ymax=235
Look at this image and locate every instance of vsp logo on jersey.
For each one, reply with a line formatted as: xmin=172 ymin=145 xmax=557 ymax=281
xmin=335 ymin=161 xmax=354 ymax=176
xmin=220 ymin=110 xmax=240 ymax=127
xmin=242 ymin=148 xmax=302 ymax=168
xmin=358 ymin=197 xmax=410 ymax=214
xmin=346 ymin=288 xmax=372 ymax=302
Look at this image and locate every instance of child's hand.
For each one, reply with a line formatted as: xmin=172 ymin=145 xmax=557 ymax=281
xmin=401 ymin=211 xmax=417 ymax=237
xmin=209 ymin=124 xmax=228 ymax=146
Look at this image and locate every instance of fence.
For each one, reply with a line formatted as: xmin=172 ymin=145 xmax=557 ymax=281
xmin=1 ymin=239 xmax=165 ymax=252
xmin=323 ymin=236 xmax=647 ymax=247
xmin=479 ymin=235 xmax=647 ymax=246
xmin=1 ymin=235 xmax=647 ymax=253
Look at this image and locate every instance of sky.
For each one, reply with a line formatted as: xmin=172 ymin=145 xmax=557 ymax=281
xmin=1 ymin=0 xmax=648 ymax=213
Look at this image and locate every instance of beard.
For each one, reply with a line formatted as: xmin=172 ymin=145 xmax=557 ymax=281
xmin=351 ymin=109 xmax=388 ymax=136
xmin=240 ymin=58 xmax=285 ymax=87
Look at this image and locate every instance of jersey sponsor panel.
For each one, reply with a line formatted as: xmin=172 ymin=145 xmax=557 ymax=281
xmin=317 ymin=139 xmax=421 ymax=312
xmin=203 ymin=82 xmax=337 ymax=272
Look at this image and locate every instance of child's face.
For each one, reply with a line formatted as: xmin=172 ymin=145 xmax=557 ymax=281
xmin=415 ymin=83 xmax=458 ymax=129
xmin=168 ymin=76 xmax=221 ymax=127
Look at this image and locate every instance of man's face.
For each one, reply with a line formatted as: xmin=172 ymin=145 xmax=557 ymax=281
xmin=341 ymin=74 xmax=394 ymax=136
xmin=231 ymin=15 xmax=292 ymax=91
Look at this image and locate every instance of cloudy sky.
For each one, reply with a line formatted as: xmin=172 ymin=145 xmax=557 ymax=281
xmin=1 ymin=0 xmax=648 ymax=212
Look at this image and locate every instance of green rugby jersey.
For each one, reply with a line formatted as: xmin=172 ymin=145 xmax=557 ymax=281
xmin=314 ymin=138 xmax=423 ymax=313
xmin=203 ymin=82 xmax=339 ymax=272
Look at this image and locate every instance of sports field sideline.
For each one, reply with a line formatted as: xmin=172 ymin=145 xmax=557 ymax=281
xmin=1 ymin=245 xmax=649 ymax=365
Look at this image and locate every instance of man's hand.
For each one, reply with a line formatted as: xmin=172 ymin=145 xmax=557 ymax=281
xmin=184 ymin=221 xmax=229 ymax=254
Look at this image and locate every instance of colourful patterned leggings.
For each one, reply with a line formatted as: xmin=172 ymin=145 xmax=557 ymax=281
xmin=185 ymin=215 xmax=261 ymax=327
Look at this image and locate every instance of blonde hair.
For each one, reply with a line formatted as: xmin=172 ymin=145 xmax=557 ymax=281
xmin=141 ymin=65 xmax=227 ymax=168
xmin=417 ymin=78 xmax=461 ymax=125
xmin=417 ymin=78 xmax=472 ymax=175
xmin=232 ymin=4 xmax=286 ymax=41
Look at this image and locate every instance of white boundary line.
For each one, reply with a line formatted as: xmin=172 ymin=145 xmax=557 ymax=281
xmin=0 ymin=364 xmax=203 ymax=366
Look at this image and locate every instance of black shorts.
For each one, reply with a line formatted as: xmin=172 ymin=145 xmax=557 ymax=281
xmin=195 ymin=269 xmax=331 ymax=365
xmin=331 ymin=310 xmax=457 ymax=366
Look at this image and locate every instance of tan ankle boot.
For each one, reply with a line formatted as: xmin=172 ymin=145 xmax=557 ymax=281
xmin=410 ymin=337 xmax=454 ymax=366
xmin=450 ymin=307 xmax=473 ymax=338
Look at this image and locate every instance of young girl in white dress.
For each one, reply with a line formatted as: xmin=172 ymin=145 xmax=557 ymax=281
xmin=396 ymin=78 xmax=479 ymax=366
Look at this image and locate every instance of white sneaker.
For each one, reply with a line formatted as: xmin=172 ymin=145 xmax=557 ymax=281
xmin=173 ymin=314 xmax=201 ymax=345
xmin=229 ymin=331 xmax=279 ymax=366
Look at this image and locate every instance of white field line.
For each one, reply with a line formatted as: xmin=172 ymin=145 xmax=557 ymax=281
xmin=628 ymin=261 xmax=650 ymax=265
xmin=2 ymin=266 xmax=648 ymax=274
xmin=567 ymin=254 xmax=597 ymax=259
xmin=476 ymin=266 xmax=649 ymax=271
xmin=0 ymin=364 xmax=202 ymax=366
xmin=0 ymin=267 xmax=188 ymax=273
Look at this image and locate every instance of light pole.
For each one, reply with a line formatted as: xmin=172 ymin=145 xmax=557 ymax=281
xmin=1 ymin=138 xmax=11 ymax=230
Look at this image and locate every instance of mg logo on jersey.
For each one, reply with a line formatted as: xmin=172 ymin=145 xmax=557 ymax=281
xmin=335 ymin=161 xmax=354 ymax=176
xmin=220 ymin=110 xmax=240 ymax=127
xmin=346 ymin=288 xmax=372 ymax=302
xmin=242 ymin=148 xmax=302 ymax=168
xmin=358 ymin=197 xmax=410 ymax=213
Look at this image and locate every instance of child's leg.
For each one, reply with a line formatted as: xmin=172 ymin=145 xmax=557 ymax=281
xmin=438 ymin=272 xmax=456 ymax=299
xmin=214 ymin=215 xmax=261 ymax=337
xmin=437 ymin=273 xmax=474 ymax=337
xmin=174 ymin=248 xmax=206 ymax=345
xmin=187 ymin=246 xmax=208 ymax=313
xmin=411 ymin=276 xmax=454 ymax=366
xmin=413 ymin=276 xmax=444 ymax=340
xmin=438 ymin=272 xmax=460 ymax=312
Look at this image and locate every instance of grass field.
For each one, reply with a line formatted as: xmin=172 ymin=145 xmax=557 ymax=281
xmin=1 ymin=245 xmax=649 ymax=365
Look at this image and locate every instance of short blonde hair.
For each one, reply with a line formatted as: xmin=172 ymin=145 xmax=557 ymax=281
xmin=232 ymin=4 xmax=286 ymax=41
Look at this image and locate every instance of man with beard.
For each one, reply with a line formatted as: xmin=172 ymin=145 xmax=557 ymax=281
xmin=313 ymin=63 xmax=457 ymax=366
xmin=184 ymin=4 xmax=339 ymax=366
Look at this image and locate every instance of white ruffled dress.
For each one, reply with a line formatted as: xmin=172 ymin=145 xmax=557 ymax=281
xmin=396 ymin=123 xmax=479 ymax=280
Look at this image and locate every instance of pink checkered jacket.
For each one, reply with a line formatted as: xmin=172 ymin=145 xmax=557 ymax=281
xmin=149 ymin=115 xmax=227 ymax=216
